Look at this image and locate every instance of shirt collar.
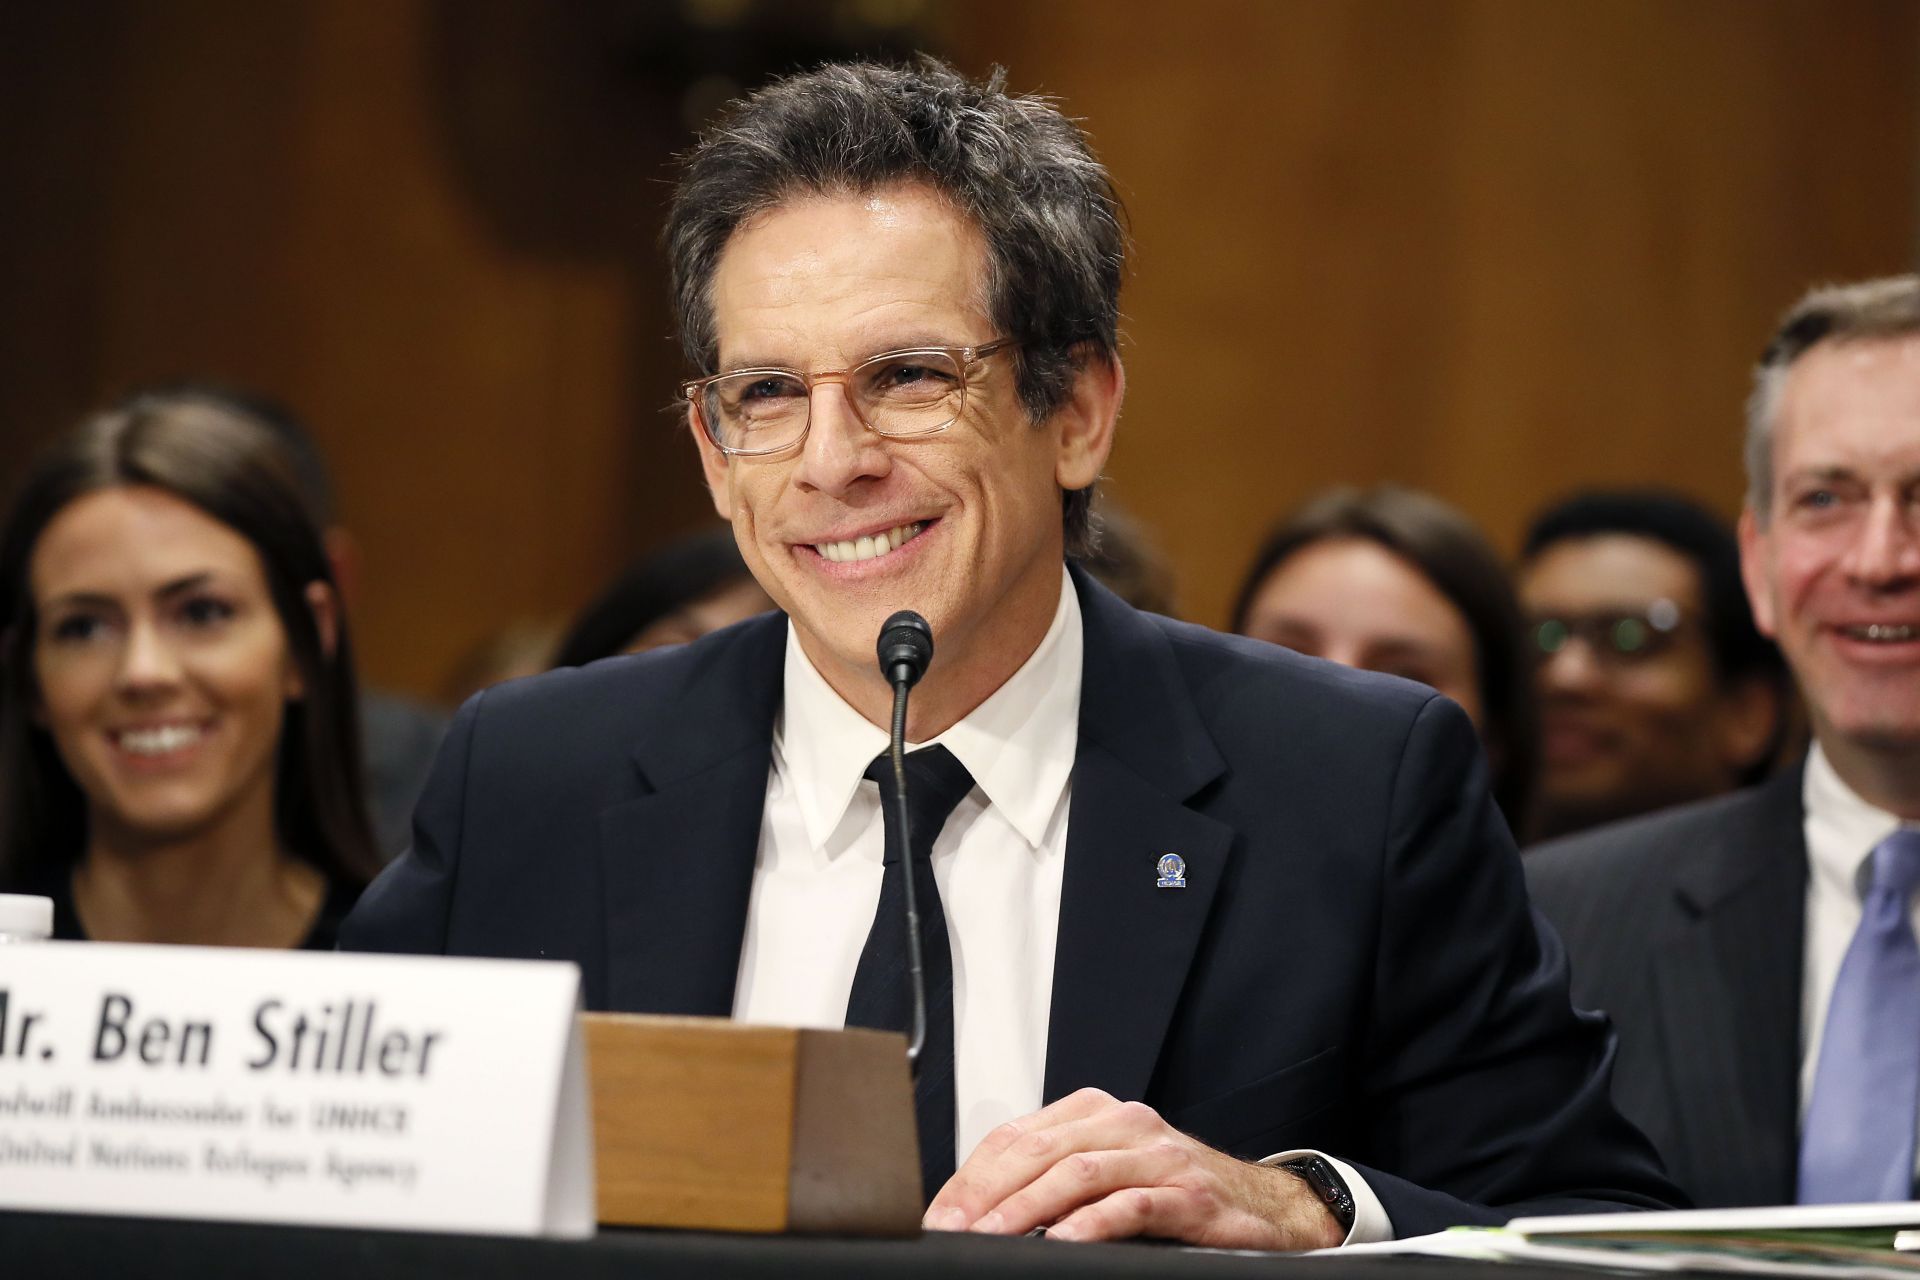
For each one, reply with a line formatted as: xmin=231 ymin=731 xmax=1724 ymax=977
xmin=775 ymin=565 xmax=1083 ymax=852
xmin=1805 ymin=740 xmax=1913 ymax=898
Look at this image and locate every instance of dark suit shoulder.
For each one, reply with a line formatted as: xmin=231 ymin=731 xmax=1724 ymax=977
xmin=1151 ymin=612 xmax=1447 ymax=737
xmin=1522 ymin=771 xmax=1806 ymax=1019
xmin=1526 ymin=777 xmax=1801 ymax=920
xmin=1529 ymin=788 xmax=1757 ymax=879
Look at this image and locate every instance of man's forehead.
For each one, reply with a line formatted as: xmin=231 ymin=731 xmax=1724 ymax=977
xmin=709 ymin=185 xmax=994 ymax=365
xmin=1781 ymin=335 xmax=1920 ymax=424
xmin=1524 ymin=534 xmax=1703 ymax=607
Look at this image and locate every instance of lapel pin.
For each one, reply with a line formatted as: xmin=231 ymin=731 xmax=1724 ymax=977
xmin=1156 ymin=853 xmax=1187 ymax=889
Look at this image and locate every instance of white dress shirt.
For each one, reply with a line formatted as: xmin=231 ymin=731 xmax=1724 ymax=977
xmin=1799 ymin=742 xmax=1920 ymax=1185
xmin=730 ymin=567 xmax=1387 ymax=1243
xmin=732 ymin=572 xmax=1079 ymax=1159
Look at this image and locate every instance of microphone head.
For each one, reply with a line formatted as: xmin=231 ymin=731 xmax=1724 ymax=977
xmin=876 ymin=610 xmax=934 ymax=689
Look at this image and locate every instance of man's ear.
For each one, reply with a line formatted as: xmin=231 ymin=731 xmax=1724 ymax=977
xmin=1737 ymin=507 xmax=1777 ymax=639
xmin=689 ymin=403 xmax=735 ymax=521
xmin=1054 ymin=348 xmax=1124 ymax=492
xmin=291 ymin=580 xmax=341 ymax=700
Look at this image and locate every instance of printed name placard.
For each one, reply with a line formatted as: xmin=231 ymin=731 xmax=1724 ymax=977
xmin=0 ymin=942 xmax=592 ymax=1238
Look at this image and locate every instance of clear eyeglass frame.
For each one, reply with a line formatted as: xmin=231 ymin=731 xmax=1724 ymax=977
xmin=1532 ymin=597 xmax=1687 ymax=665
xmin=681 ymin=338 xmax=1019 ymax=458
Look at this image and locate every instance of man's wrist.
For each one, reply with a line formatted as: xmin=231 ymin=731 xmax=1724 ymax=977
xmin=1259 ymin=1149 xmax=1392 ymax=1246
xmin=1277 ymin=1155 xmax=1356 ymax=1238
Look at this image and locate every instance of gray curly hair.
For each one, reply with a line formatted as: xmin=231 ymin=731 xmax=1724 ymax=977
xmin=1747 ymin=275 xmax=1920 ymax=523
xmin=665 ymin=58 xmax=1126 ymax=555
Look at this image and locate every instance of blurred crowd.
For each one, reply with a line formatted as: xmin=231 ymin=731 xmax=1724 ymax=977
xmin=0 ymin=364 xmax=1801 ymax=935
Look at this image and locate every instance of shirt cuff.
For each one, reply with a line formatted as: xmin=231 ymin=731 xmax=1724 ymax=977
xmin=1260 ymin=1148 xmax=1394 ymax=1246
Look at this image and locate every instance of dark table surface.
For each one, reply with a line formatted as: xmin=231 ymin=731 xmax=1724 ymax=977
xmin=0 ymin=1210 xmax=1606 ymax=1280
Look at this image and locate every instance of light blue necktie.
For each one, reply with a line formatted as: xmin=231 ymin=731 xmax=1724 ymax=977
xmin=1799 ymin=828 xmax=1920 ymax=1204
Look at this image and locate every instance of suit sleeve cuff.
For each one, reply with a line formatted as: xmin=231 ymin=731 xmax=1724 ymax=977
xmin=1260 ymin=1148 xmax=1394 ymax=1245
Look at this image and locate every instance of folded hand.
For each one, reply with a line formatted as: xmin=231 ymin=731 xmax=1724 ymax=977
xmin=922 ymin=1087 xmax=1344 ymax=1250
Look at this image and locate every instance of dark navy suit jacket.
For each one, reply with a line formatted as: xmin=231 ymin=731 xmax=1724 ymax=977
xmin=342 ymin=570 xmax=1678 ymax=1235
xmin=1527 ymin=769 xmax=1808 ymax=1208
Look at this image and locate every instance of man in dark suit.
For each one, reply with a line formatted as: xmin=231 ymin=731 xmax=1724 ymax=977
xmin=1529 ymin=275 xmax=1920 ymax=1208
xmin=343 ymin=59 xmax=1674 ymax=1247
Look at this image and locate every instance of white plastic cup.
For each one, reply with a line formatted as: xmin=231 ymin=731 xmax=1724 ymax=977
xmin=0 ymin=894 xmax=54 ymax=943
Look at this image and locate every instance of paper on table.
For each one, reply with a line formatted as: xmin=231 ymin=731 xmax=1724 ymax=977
xmin=1507 ymin=1204 xmax=1920 ymax=1236
xmin=1307 ymin=1225 xmax=1920 ymax=1280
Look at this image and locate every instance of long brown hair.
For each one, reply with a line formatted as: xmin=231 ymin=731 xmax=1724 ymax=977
xmin=0 ymin=398 xmax=380 ymax=889
xmin=1232 ymin=485 xmax=1541 ymax=834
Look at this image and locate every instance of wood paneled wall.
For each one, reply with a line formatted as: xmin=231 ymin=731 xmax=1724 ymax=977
xmin=2 ymin=1 xmax=1914 ymax=698
xmin=949 ymin=0 xmax=1919 ymax=625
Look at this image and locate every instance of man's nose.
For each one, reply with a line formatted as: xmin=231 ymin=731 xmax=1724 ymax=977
xmin=1843 ymin=495 xmax=1920 ymax=590
xmin=792 ymin=377 xmax=891 ymax=496
xmin=1538 ymin=638 xmax=1606 ymax=693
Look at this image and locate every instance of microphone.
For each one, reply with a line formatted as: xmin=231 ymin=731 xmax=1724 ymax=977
xmin=877 ymin=611 xmax=933 ymax=690
xmin=875 ymin=610 xmax=934 ymax=1070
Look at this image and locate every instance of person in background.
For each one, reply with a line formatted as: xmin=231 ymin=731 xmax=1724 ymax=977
xmin=551 ymin=527 xmax=774 ymax=668
xmin=1529 ymin=275 xmax=1920 ymax=1207
xmin=1070 ymin=502 xmax=1180 ymax=617
xmin=1231 ymin=485 xmax=1539 ymax=835
xmin=1519 ymin=490 xmax=1788 ymax=841
xmin=0 ymin=396 xmax=380 ymax=946
xmin=113 ymin=384 xmax=447 ymax=860
xmin=440 ymin=616 xmax=567 ymax=705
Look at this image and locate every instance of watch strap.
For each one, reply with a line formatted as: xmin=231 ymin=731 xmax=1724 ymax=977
xmin=1278 ymin=1155 xmax=1356 ymax=1232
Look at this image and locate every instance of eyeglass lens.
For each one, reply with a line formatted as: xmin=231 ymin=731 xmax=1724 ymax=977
xmin=702 ymin=350 xmax=967 ymax=452
xmin=1533 ymin=599 xmax=1682 ymax=662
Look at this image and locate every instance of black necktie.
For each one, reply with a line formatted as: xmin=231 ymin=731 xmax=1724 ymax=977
xmin=845 ymin=744 xmax=975 ymax=1206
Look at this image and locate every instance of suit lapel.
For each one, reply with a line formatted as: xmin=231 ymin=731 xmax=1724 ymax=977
xmin=1043 ymin=572 xmax=1233 ymax=1104
xmin=599 ymin=615 xmax=786 ymax=1016
xmin=1651 ymin=766 xmax=1806 ymax=1205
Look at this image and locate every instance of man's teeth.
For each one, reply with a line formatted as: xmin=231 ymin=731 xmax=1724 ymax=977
xmin=118 ymin=725 xmax=204 ymax=756
xmin=816 ymin=521 xmax=925 ymax=564
xmin=1844 ymin=624 xmax=1920 ymax=643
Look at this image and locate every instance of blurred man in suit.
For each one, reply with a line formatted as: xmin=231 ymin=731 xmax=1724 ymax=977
xmin=343 ymin=58 xmax=1674 ymax=1246
xmin=1519 ymin=490 xmax=1789 ymax=841
xmin=1530 ymin=275 xmax=1920 ymax=1206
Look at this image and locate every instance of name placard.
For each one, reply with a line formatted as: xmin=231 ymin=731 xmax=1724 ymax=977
xmin=0 ymin=942 xmax=592 ymax=1238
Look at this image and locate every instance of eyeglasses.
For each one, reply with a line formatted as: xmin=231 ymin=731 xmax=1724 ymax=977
xmin=682 ymin=339 xmax=1019 ymax=458
xmin=1531 ymin=598 xmax=1689 ymax=666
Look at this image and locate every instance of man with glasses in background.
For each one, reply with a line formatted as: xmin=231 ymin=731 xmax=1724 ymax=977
xmin=1517 ymin=490 xmax=1790 ymax=841
xmin=345 ymin=58 xmax=1675 ymax=1246
xmin=1530 ymin=276 xmax=1920 ymax=1208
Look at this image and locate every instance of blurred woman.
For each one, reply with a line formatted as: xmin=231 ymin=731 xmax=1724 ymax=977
xmin=550 ymin=527 xmax=772 ymax=669
xmin=0 ymin=396 xmax=380 ymax=946
xmin=1232 ymin=485 xmax=1539 ymax=833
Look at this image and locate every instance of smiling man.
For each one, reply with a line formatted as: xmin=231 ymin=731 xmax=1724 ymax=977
xmin=342 ymin=59 xmax=1674 ymax=1247
xmin=1518 ymin=490 xmax=1788 ymax=841
xmin=1529 ymin=275 xmax=1920 ymax=1207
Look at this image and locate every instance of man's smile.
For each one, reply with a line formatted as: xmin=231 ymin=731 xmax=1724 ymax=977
xmin=1832 ymin=621 xmax=1920 ymax=643
xmin=809 ymin=519 xmax=930 ymax=565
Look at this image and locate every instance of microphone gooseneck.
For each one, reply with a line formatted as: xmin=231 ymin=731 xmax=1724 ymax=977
xmin=876 ymin=610 xmax=934 ymax=1071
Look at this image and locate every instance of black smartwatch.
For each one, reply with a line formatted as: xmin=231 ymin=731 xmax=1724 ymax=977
xmin=1279 ymin=1155 xmax=1356 ymax=1233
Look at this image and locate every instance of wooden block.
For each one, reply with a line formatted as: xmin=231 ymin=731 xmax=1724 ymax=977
xmin=581 ymin=1014 xmax=921 ymax=1237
